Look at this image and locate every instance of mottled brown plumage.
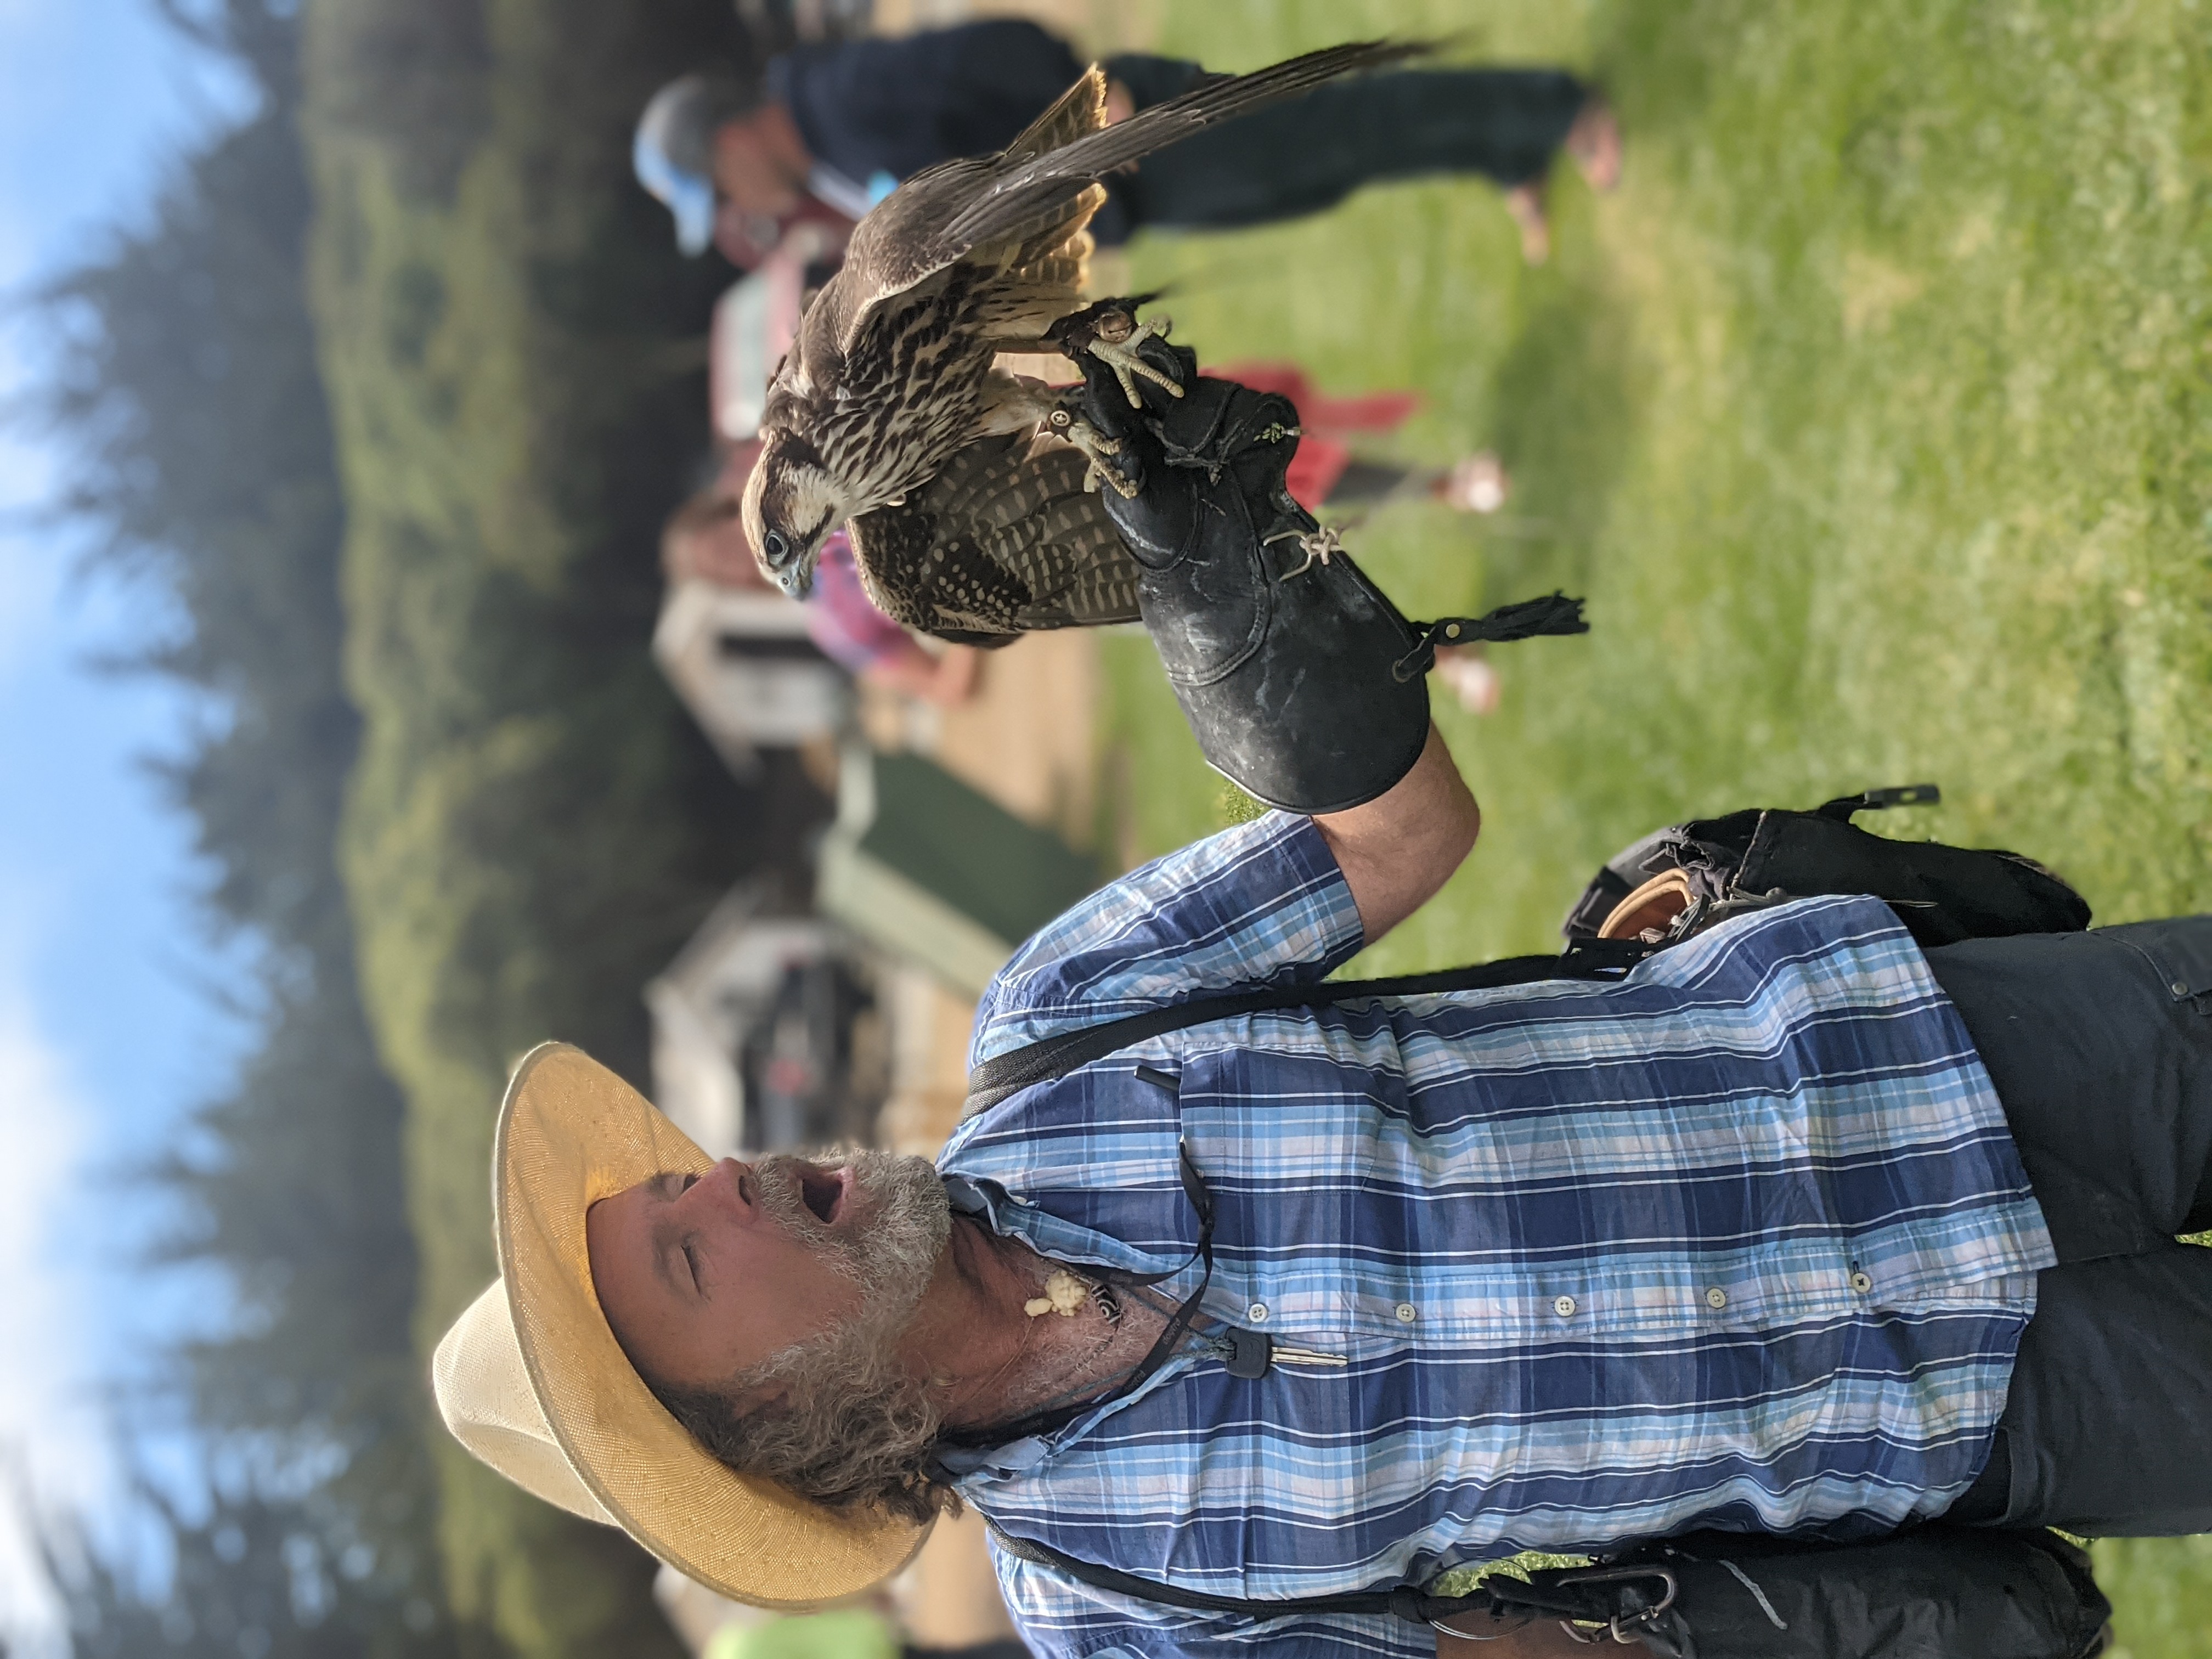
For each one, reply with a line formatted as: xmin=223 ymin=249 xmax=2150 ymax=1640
xmin=846 ymin=432 xmax=1141 ymax=641
xmin=740 ymin=40 xmax=1425 ymax=631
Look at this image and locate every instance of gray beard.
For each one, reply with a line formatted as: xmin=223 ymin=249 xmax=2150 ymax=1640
xmin=742 ymin=1148 xmax=951 ymax=1384
xmin=651 ymin=1149 xmax=958 ymax=1523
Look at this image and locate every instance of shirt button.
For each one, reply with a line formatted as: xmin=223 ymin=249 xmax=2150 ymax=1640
xmin=1247 ymin=1302 xmax=1269 ymax=1323
xmin=1394 ymin=1302 xmax=1418 ymax=1324
xmin=1705 ymin=1287 xmax=1728 ymax=1310
xmin=2175 ymin=980 xmax=2192 ymax=997
xmin=1850 ymin=1271 xmax=1874 ymax=1294
xmin=1553 ymin=1294 xmax=1577 ymax=1319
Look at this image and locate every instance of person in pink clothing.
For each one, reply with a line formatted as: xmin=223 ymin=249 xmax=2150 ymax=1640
xmin=1212 ymin=362 xmax=1505 ymax=518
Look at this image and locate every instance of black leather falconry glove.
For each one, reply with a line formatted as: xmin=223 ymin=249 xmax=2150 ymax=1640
xmin=1053 ymin=302 xmax=1588 ymax=815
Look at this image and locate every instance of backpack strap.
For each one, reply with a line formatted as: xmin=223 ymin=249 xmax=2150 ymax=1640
xmin=983 ymin=1518 xmax=1486 ymax=1622
xmin=963 ymin=938 xmax=1654 ymax=1116
xmin=983 ymin=1519 xmax=1683 ymax=1639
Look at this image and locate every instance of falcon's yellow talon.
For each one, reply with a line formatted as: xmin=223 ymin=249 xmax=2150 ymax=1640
xmin=1054 ymin=412 xmax=1140 ymax=498
xmin=1086 ymin=318 xmax=1186 ymax=408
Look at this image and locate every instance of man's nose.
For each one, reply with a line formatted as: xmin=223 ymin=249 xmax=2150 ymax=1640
xmin=686 ymin=1158 xmax=757 ymax=1226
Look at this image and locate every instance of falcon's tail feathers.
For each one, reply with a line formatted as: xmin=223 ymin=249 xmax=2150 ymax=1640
xmin=941 ymin=39 xmax=1434 ymax=249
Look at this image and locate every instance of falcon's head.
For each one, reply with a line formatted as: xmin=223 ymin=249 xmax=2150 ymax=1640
xmin=743 ymin=428 xmax=849 ymax=601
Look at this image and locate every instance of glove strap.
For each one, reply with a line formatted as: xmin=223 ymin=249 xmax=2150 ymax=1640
xmin=1392 ymin=591 xmax=1590 ymax=682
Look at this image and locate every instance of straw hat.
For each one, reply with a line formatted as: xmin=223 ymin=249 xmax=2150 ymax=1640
xmin=431 ymin=1042 xmax=927 ymax=1607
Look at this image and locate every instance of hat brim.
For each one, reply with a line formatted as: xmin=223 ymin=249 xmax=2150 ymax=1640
xmin=634 ymin=130 xmax=719 ymax=257
xmin=670 ymin=177 xmax=717 ymax=257
xmin=493 ymin=1042 xmax=927 ymax=1607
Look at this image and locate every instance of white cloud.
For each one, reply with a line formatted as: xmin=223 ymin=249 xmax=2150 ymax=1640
xmin=0 ymin=965 xmax=122 ymax=1657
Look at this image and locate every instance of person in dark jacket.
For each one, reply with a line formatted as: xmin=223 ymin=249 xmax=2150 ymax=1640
xmin=633 ymin=20 xmax=1618 ymax=268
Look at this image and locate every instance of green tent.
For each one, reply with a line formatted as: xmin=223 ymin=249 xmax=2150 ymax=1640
xmin=817 ymin=747 xmax=1103 ymax=996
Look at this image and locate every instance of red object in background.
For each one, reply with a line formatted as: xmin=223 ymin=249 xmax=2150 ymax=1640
xmin=1208 ymin=363 xmax=1421 ymax=510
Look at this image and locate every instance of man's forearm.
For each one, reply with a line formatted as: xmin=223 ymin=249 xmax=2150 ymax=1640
xmin=1311 ymin=723 xmax=1479 ymax=944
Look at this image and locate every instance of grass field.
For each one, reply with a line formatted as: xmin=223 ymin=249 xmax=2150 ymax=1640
xmin=1103 ymin=3 xmax=2212 ymax=1651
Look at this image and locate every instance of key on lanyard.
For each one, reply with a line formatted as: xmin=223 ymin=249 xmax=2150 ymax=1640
xmin=1222 ymin=1329 xmax=1348 ymax=1378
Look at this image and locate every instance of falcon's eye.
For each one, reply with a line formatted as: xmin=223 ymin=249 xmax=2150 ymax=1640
xmin=761 ymin=530 xmax=790 ymax=565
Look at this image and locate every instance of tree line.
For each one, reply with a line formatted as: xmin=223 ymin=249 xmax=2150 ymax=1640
xmin=26 ymin=0 xmax=804 ymax=1652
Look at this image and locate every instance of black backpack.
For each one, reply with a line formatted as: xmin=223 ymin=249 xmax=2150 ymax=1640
xmin=965 ymin=785 xmax=2107 ymax=1656
xmin=1560 ymin=784 xmax=2090 ymax=949
xmin=986 ymin=1520 xmax=2112 ymax=1658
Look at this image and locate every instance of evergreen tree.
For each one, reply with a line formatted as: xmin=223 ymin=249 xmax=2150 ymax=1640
xmin=28 ymin=2 xmax=472 ymax=1651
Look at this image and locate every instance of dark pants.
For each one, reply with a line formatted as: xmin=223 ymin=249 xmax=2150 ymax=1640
xmin=1094 ymin=58 xmax=1589 ymax=243
xmin=1925 ymin=919 xmax=2212 ymax=1535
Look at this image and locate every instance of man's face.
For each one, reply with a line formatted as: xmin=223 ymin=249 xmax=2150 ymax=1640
xmin=585 ymin=1152 xmax=947 ymax=1399
xmin=712 ymin=112 xmax=805 ymax=219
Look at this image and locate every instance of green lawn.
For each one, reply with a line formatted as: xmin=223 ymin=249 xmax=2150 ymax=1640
xmin=1102 ymin=3 xmax=2212 ymax=1650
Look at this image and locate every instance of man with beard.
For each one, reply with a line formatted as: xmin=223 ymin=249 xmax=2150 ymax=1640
xmin=432 ymin=709 xmax=2212 ymax=1656
xmin=432 ymin=311 xmax=2210 ymax=1659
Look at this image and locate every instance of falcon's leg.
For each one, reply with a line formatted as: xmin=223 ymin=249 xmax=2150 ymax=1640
xmin=977 ymin=369 xmax=1139 ymax=496
xmin=1044 ymin=407 xmax=1140 ymax=499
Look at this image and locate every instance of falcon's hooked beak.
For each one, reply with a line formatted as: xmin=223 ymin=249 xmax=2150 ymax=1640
xmin=742 ymin=433 xmax=845 ymax=601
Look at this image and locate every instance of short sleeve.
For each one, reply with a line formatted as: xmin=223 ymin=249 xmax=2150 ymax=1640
xmin=970 ymin=811 xmax=1363 ymax=1065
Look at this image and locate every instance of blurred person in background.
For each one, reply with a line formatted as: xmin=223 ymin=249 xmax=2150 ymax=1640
xmin=633 ymin=20 xmax=1621 ymax=269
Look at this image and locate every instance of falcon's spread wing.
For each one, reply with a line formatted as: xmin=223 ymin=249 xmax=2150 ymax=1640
xmin=804 ymin=40 xmax=1426 ymax=370
xmin=804 ymin=70 xmax=1111 ymax=370
xmin=846 ymin=434 xmax=1141 ymax=642
xmin=755 ymin=40 xmax=1432 ymax=560
xmin=934 ymin=40 xmax=1424 ymax=254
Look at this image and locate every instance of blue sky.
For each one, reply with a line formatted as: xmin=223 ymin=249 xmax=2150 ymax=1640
xmin=0 ymin=0 xmax=258 ymax=1649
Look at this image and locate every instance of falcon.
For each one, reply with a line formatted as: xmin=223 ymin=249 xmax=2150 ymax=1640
xmin=740 ymin=39 xmax=1424 ymax=622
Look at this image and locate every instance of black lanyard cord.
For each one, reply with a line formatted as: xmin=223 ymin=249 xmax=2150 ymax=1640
xmin=983 ymin=1518 xmax=1510 ymax=1623
xmin=983 ymin=1520 xmax=1689 ymax=1638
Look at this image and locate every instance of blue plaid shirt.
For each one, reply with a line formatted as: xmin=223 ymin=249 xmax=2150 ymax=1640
xmin=936 ymin=814 xmax=2054 ymax=1659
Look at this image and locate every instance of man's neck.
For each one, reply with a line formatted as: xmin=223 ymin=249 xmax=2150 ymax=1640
xmin=898 ymin=1218 xmax=1175 ymax=1432
xmin=894 ymin=1216 xmax=1040 ymax=1417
